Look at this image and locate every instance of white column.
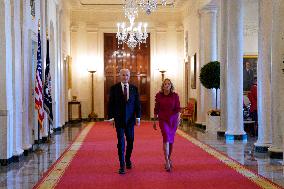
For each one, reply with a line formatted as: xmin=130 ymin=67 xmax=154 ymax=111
xmin=225 ymin=0 xmax=246 ymax=139
xmin=269 ymin=0 xmax=284 ymax=158
xmin=197 ymin=3 xmax=218 ymax=126
xmin=59 ymin=9 xmax=66 ymax=126
xmin=11 ymin=0 xmax=24 ymax=157
xmin=0 ymin=0 xmax=14 ymax=161
xmin=22 ymin=1 xmax=33 ymax=151
xmin=196 ymin=9 xmax=205 ymax=126
xmin=254 ymin=0 xmax=273 ymax=152
xmin=49 ymin=12 xmax=61 ymax=129
xmin=219 ymin=0 xmax=228 ymax=135
xmin=55 ymin=5 xmax=61 ymax=129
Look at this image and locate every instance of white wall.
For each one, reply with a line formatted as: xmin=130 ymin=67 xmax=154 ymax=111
xmin=243 ymin=0 xmax=258 ymax=55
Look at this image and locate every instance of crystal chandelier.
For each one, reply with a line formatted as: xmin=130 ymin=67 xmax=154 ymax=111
xmin=123 ymin=0 xmax=138 ymax=21
xmin=138 ymin=0 xmax=175 ymax=15
xmin=116 ymin=0 xmax=174 ymax=50
xmin=116 ymin=17 xmax=148 ymax=50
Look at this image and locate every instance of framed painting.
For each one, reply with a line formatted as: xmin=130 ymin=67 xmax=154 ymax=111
xmin=243 ymin=55 xmax=257 ymax=91
xmin=190 ymin=53 xmax=197 ymax=89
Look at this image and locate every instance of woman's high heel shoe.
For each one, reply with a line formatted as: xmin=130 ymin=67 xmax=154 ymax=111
xmin=165 ymin=162 xmax=171 ymax=172
xmin=169 ymin=159 xmax=173 ymax=168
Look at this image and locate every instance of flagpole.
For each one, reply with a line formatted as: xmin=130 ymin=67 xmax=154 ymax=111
xmin=36 ymin=117 xmax=42 ymax=152
xmin=46 ymin=28 xmax=52 ymax=144
xmin=47 ymin=119 xmax=51 ymax=143
xmin=44 ymin=26 xmax=54 ymax=144
xmin=35 ymin=19 xmax=43 ymax=154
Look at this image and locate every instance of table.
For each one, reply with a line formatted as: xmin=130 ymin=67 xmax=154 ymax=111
xmin=68 ymin=101 xmax=82 ymax=122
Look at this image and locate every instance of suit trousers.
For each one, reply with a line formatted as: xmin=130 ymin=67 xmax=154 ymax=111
xmin=115 ymin=126 xmax=134 ymax=168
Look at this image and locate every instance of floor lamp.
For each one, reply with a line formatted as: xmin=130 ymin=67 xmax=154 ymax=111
xmin=159 ymin=70 xmax=166 ymax=81
xmin=88 ymin=70 xmax=97 ymax=121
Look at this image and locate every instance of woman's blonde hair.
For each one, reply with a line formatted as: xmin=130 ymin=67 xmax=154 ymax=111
xmin=160 ymin=78 xmax=175 ymax=93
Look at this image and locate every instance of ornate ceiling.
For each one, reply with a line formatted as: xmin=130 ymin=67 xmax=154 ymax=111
xmin=66 ymin=0 xmax=214 ymax=27
xmin=68 ymin=0 xmax=189 ymax=12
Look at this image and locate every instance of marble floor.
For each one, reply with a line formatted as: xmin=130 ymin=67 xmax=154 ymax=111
xmin=0 ymin=121 xmax=283 ymax=189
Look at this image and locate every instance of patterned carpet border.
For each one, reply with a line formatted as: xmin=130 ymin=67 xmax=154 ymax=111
xmin=34 ymin=123 xmax=93 ymax=189
xmin=177 ymin=129 xmax=282 ymax=189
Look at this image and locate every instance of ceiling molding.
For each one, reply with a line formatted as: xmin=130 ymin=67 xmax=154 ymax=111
xmin=80 ymin=1 xmax=123 ymax=6
xmin=79 ymin=0 xmax=174 ymax=6
xmin=69 ymin=0 xmax=188 ymax=17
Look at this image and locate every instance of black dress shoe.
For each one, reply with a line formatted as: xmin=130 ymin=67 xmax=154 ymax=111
xmin=118 ymin=167 xmax=125 ymax=174
xmin=126 ymin=161 xmax=132 ymax=169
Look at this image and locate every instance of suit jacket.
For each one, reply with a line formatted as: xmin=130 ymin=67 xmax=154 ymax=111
xmin=108 ymin=83 xmax=141 ymax=127
xmin=243 ymin=69 xmax=254 ymax=91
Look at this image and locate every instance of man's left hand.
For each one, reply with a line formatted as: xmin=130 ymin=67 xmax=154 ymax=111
xmin=136 ymin=118 xmax=140 ymax=126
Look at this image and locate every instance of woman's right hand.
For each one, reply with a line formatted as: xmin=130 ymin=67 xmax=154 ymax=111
xmin=153 ymin=122 xmax=157 ymax=130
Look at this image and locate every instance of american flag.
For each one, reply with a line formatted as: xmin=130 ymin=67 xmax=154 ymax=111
xmin=35 ymin=28 xmax=44 ymax=129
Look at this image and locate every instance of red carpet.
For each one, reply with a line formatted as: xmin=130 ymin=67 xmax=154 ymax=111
xmin=34 ymin=122 xmax=282 ymax=189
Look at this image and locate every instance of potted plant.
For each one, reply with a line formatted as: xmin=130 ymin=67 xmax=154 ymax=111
xmin=200 ymin=61 xmax=220 ymax=131
xmin=200 ymin=61 xmax=220 ymax=115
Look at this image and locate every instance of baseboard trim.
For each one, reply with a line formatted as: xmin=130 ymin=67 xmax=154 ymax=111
xmin=0 ymin=157 xmax=13 ymax=166
xmin=225 ymin=134 xmax=247 ymax=141
xmin=195 ymin=123 xmax=206 ymax=130
xmin=24 ymin=147 xmax=33 ymax=156
xmin=12 ymin=153 xmax=24 ymax=163
xmin=217 ymin=131 xmax=225 ymax=137
xmin=269 ymin=151 xmax=283 ymax=159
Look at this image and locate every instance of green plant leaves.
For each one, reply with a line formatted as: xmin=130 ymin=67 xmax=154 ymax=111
xmin=199 ymin=61 xmax=220 ymax=89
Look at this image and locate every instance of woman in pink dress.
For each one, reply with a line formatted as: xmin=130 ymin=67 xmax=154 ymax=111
xmin=153 ymin=78 xmax=181 ymax=172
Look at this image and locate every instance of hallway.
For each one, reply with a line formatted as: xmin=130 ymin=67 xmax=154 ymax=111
xmin=0 ymin=121 xmax=283 ymax=188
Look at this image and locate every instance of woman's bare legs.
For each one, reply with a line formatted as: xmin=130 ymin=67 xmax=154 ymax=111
xmin=169 ymin=143 xmax=173 ymax=167
xmin=163 ymin=142 xmax=171 ymax=171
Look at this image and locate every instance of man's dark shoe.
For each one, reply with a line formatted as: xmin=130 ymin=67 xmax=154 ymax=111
xmin=126 ymin=161 xmax=132 ymax=169
xmin=118 ymin=167 xmax=125 ymax=174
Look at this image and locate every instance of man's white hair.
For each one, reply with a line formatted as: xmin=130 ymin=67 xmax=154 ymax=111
xmin=119 ymin=68 xmax=130 ymax=76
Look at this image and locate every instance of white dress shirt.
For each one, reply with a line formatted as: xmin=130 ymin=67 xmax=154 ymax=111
xmin=121 ymin=82 xmax=129 ymax=100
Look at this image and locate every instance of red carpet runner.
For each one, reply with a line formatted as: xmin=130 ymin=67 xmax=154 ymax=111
xmin=34 ymin=122 xmax=282 ymax=189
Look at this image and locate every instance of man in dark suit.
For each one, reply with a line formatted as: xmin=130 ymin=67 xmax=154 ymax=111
xmin=243 ymin=61 xmax=254 ymax=91
xmin=108 ymin=68 xmax=141 ymax=174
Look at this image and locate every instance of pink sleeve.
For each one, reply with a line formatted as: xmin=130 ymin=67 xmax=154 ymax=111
xmin=174 ymin=93 xmax=181 ymax=114
xmin=154 ymin=93 xmax=160 ymax=115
